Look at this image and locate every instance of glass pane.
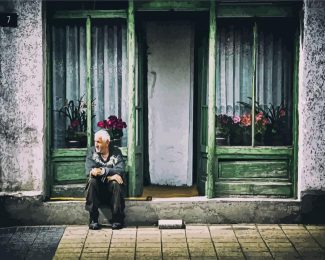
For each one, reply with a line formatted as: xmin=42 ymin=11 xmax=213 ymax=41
xmin=255 ymin=19 xmax=295 ymax=146
xmin=216 ymin=19 xmax=254 ymax=146
xmin=91 ymin=20 xmax=128 ymax=147
xmin=51 ymin=20 xmax=87 ymax=148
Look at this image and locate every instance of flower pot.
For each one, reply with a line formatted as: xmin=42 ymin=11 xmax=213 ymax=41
xmin=66 ymin=140 xmax=80 ymax=148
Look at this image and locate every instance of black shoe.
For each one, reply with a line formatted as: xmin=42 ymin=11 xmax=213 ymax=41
xmin=112 ymin=222 xmax=123 ymax=230
xmin=89 ymin=220 xmax=101 ymax=230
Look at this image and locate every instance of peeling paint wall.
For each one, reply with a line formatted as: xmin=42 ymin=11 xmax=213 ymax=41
xmin=299 ymin=0 xmax=325 ymax=193
xmin=0 ymin=0 xmax=44 ymax=192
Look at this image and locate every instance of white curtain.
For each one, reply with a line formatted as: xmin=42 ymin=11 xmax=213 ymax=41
xmin=216 ymin=19 xmax=254 ymax=116
xmin=216 ymin=19 xmax=293 ymax=116
xmin=51 ymin=20 xmax=128 ymax=148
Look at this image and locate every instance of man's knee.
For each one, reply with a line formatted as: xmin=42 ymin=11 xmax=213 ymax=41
xmin=88 ymin=177 xmax=99 ymax=186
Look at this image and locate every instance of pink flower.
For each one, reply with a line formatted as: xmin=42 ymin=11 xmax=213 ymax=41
xmin=255 ymin=112 xmax=263 ymax=121
xmin=97 ymin=121 xmax=105 ymax=128
xmin=233 ymin=115 xmax=241 ymax=124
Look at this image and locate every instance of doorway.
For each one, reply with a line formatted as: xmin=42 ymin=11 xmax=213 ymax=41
xmin=146 ymin=19 xmax=194 ymax=186
xmin=138 ymin=12 xmax=209 ymax=197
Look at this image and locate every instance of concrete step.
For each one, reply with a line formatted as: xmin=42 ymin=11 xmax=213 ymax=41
xmin=1 ymin=193 xmax=301 ymax=226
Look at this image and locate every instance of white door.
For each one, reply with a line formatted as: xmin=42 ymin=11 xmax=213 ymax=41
xmin=146 ymin=20 xmax=194 ymax=186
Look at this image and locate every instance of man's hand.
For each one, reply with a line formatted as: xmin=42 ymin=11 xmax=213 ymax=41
xmin=107 ymin=174 xmax=123 ymax=184
xmin=90 ymin=168 xmax=103 ymax=177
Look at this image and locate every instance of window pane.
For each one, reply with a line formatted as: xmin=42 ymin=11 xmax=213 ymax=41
xmin=91 ymin=20 xmax=128 ymax=147
xmin=255 ymin=19 xmax=294 ymax=146
xmin=51 ymin=20 xmax=87 ymax=148
xmin=216 ymin=19 xmax=254 ymax=146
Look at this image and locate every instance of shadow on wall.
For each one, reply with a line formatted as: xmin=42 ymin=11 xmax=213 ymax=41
xmin=0 ymin=197 xmax=18 ymax=227
xmin=301 ymin=191 xmax=325 ymax=224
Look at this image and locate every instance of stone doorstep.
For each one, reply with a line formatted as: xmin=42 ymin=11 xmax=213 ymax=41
xmin=1 ymin=195 xmax=302 ymax=225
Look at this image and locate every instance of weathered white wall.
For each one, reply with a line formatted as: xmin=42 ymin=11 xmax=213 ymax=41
xmin=0 ymin=0 xmax=44 ymax=192
xmin=147 ymin=21 xmax=194 ymax=186
xmin=299 ymin=0 xmax=325 ymax=194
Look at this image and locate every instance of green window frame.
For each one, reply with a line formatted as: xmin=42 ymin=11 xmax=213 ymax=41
xmin=46 ymin=9 xmax=130 ymax=198
xmin=209 ymin=3 xmax=300 ymax=198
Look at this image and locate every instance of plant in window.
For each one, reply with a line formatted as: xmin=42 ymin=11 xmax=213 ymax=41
xmin=55 ymin=94 xmax=95 ymax=147
xmin=97 ymin=115 xmax=127 ymax=141
xmin=238 ymin=98 xmax=288 ymax=145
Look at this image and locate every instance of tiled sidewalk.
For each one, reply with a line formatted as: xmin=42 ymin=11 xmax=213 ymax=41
xmin=53 ymin=224 xmax=325 ymax=260
xmin=0 ymin=226 xmax=65 ymax=260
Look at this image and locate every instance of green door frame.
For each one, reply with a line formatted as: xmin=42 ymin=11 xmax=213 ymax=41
xmin=46 ymin=1 xmax=299 ymax=199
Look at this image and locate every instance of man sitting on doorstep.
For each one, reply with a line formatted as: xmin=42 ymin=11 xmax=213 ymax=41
xmin=85 ymin=129 xmax=126 ymax=230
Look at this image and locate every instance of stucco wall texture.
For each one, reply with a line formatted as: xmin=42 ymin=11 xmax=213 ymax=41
xmin=0 ymin=0 xmax=43 ymax=192
xmin=299 ymin=0 xmax=325 ymax=193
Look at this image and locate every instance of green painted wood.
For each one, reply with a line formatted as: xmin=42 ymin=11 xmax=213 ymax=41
xmin=127 ymin=0 xmax=137 ymax=197
xmin=216 ymin=147 xmax=293 ymax=156
xmin=196 ymin=19 xmax=209 ymax=196
xmin=251 ymin=22 xmax=257 ymax=146
xmin=52 ymin=148 xmax=87 ymax=158
xmin=86 ymin=16 xmax=92 ymax=148
xmin=134 ymin=22 xmax=144 ymax=196
xmin=45 ymin=6 xmax=52 ymax=198
xmin=215 ymin=181 xmax=292 ymax=197
xmin=217 ymin=155 xmax=290 ymax=161
xmin=217 ymin=5 xmax=296 ymax=18
xmin=54 ymin=162 xmax=87 ymax=182
xmin=52 ymin=147 xmax=127 ymax=159
xmin=53 ymin=10 xmax=127 ymax=19
xmin=135 ymin=1 xmax=209 ymax=11
xmin=218 ymin=160 xmax=288 ymax=179
xmin=292 ymin=20 xmax=300 ymax=199
xmin=206 ymin=0 xmax=216 ymax=199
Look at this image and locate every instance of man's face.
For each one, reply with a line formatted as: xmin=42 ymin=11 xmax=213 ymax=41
xmin=94 ymin=136 xmax=109 ymax=153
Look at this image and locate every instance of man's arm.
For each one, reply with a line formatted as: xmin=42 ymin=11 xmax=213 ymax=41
xmin=85 ymin=147 xmax=98 ymax=177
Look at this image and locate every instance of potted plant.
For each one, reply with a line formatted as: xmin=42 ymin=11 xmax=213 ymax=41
xmin=238 ymin=98 xmax=288 ymax=146
xmin=97 ymin=115 xmax=127 ymax=146
xmin=55 ymin=94 xmax=95 ymax=148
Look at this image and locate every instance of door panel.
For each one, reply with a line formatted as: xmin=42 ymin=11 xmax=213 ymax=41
xmin=196 ymin=22 xmax=209 ymax=195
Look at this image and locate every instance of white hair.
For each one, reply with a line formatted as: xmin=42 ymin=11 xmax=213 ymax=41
xmin=94 ymin=129 xmax=111 ymax=142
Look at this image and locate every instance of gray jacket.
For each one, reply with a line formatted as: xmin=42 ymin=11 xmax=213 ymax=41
xmin=85 ymin=146 xmax=126 ymax=184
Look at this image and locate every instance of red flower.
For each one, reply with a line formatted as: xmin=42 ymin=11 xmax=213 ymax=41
xmin=279 ymin=109 xmax=286 ymax=117
xmin=241 ymin=114 xmax=251 ymax=127
xmin=71 ymin=120 xmax=80 ymax=129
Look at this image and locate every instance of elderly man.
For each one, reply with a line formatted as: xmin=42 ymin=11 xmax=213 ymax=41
xmin=85 ymin=129 xmax=126 ymax=230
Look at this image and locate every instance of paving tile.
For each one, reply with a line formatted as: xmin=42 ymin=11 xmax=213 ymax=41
xmin=163 ymin=247 xmax=189 ymax=257
xmin=217 ymin=256 xmax=245 ymax=260
xmin=137 ymin=242 xmax=161 ymax=248
xmin=305 ymin=225 xmax=325 ymax=230
xmin=82 ymin=247 xmax=109 ymax=253
xmin=110 ymin=241 xmax=135 ymax=247
xmin=136 ymin=257 xmax=162 ymax=260
xmin=191 ymin=257 xmax=220 ymax=260
xmin=189 ymin=248 xmax=216 ymax=257
xmin=109 ymin=247 xmax=135 ymax=253
xmin=162 ymin=242 xmax=187 ymax=248
xmin=216 ymin=249 xmax=244 ymax=256
xmin=162 ymin=257 xmax=190 ymax=260
xmin=80 ymin=252 xmax=108 ymax=258
xmin=108 ymin=253 xmax=134 ymax=260
xmin=108 ymin=256 xmax=134 ymax=260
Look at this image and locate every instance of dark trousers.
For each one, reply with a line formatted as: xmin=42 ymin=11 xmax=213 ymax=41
xmin=85 ymin=177 xmax=125 ymax=224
